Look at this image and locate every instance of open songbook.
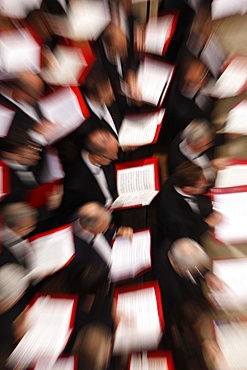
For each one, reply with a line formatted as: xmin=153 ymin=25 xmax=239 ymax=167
xmin=111 ymin=229 xmax=151 ymax=282
xmin=211 ymin=185 xmax=247 ymax=243
xmin=144 ymin=13 xmax=178 ymax=56
xmin=38 ymin=86 xmax=90 ymax=144
xmin=32 ymin=355 xmax=77 ymax=370
xmin=0 ymin=28 xmax=41 ymax=73
xmin=214 ymin=159 xmax=247 ymax=188
xmin=45 ymin=0 xmax=111 ymax=41
xmin=213 ymin=319 xmax=247 ymax=370
xmin=211 ymin=258 xmax=247 ymax=310
xmin=26 ymin=224 xmax=75 ymax=281
xmin=220 ymin=99 xmax=247 ymax=135
xmin=0 ymin=0 xmax=42 ymax=18
xmin=118 ymin=109 xmax=165 ymax=147
xmin=113 ymin=281 xmax=164 ymax=354
xmin=0 ymin=104 xmax=15 ymax=137
xmin=211 ymin=0 xmax=247 ymax=20
xmin=202 ymin=55 xmax=247 ymax=98
xmin=136 ymin=57 xmax=174 ymax=107
xmin=128 ymin=351 xmax=175 ymax=370
xmin=7 ymin=294 xmax=78 ymax=369
xmin=110 ymin=157 xmax=160 ymax=210
xmin=41 ymin=44 xmax=95 ymax=86
xmin=0 ymin=160 xmax=9 ymax=200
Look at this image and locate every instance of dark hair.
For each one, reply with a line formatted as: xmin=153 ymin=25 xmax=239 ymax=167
xmin=83 ymin=129 xmax=111 ymax=156
xmin=172 ymin=162 xmax=203 ymax=188
xmin=82 ymin=62 xmax=110 ymax=98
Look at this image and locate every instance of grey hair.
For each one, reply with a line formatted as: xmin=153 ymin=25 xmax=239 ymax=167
xmin=77 ymin=202 xmax=108 ymax=230
xmin=1 ymin=202 xmax=38 ymax=228
xmin=182 ymin=119 xmax=213 ymax=145
xmin=170 ymin=238 xmax=210 ymax=271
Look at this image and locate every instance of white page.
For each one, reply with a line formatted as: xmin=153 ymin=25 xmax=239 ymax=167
xmin=40 ymin=148 xmax=65 ymax=183
xmin=200 ymin=35 xmax=225 ymax=78
xmin=215 ymin=165 xmax=247 ymax=188
xmin=27 ymin=226 xmax=75 ymax=279
xmin=224 ymin=100 xmax=247 ymax=134
xmin=211 ymin=0 xmax=247 ymax=20
xmin=7 ymin=296 xmax=75 ymax=369
xmin=0 ymin=104 xmax=15 ymax=137
xmin=111 ymin=230 xmax=151 ymax=281
xmin=117 ymin=164 xmax=156 ymax=195
xmin=113 ymin=287 xmax=162 ymax=353
xmin=137 ymin=58 xmax=174 ymax=106
xmin=213 ymin=192 xmax=247 ymax=243
xmin=118 ymin=110 xmax=165 ymax=146
xmin=38 ymin=88 xmax=86 ymax=143
xmin=214 ymin=320 xmax=247 ymax=369
xmin=111 ymin=190 xmax=159 ymax=209
xmin=0 ymin=0 xmax=42 ymax=18
xmin=0 ymin=29 xmax=41 ymax=73
xmin=212 ymin=259 xmax=247 ymax=309
xmin=144 ymin=15 xmax=174 ymax=56
xmin=130 ymin=354 xmax=168 ymax=370
xmin=34 ymin=356 xmax=75 ymax=370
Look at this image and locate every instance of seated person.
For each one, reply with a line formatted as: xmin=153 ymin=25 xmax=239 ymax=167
xmin=158 ymin=161 xmax=222 ymax=243
xmin=167 ymin=118 xmax=229 ymax=184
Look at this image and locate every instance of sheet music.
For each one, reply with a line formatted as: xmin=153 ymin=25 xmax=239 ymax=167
xmin=214 ymin=320 xmax=247 ymax=369
xmin=224 ymin=100 xmax=247 ymax=134
xmin=34 ymin=356 xmax=75 ymax=370
xmin=7 ymin=296 xmax=75 ymax=369
xmin=212 ymin=259 xmax=247 ymax=309
xmin=38 ymin=88 xmax=87 ymax=143
xmin=137 ymin=58 xmax=174 ymax=106
xmin=119 ymin=110 xmax=165 ymax=146
xmin=118 ymin=164 xmax=156 ymax=194
xmin=213 ymin=192 xmax=247 ymax=243
xmin=0 ymin=104 xmax=15 ymax=137
xmin=211 ymin=0 xmax=247 ymax=20
xmin=130 ymin=354 xmax=168 ymax=370
xmin=215 ymin=165 xmax=247 ymax=187
xmin=111 ymin=230 xmax=151 ymax=281
xmin=113 ymin=287 xmax=162 ymax=353
xmin=27 ymin=226 xmax=75 ymax=279
xmin=200 ymin=35 xmax=226 ymax=78
xmin=144 ymin=15 xmax=174 ymax=56
xmin=111 ymin=191 xmax=159 ymax=209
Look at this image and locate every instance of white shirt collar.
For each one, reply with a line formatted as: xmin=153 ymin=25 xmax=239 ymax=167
xmin=73 ymin=219 xmax=95 ymax=244
xmin=81 ymin=150 xmax=101 ymax=175
xmin=179 ymin=138 xmax=201 ymax=160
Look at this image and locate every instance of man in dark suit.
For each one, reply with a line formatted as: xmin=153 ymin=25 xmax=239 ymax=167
xmin=60 ymin=129 xmax=119 ymax=222
xmin=158 ymin=162 xmax=222 ymax=243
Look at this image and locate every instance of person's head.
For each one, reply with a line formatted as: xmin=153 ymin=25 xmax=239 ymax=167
xmin=9 ymin=71 xmax=44 ymax=105
xmin=84 ymin=128 xmax=119 ymax=166
xmin=168 ymin=238 xmax=210 ymax=283
xmin=180 ymin=54 xmax=209 ymax=97
xmin=182 ymin=119 xmax=214 ymax=154
xmin=82 ymin=64 xmax=115 ymax=107
xmin=2 ymin=202 xmax=38 ymax=237
xmin=1 ymin=128 xmax=42 ymax=166
xmin=77 ymin=202 xmax=112 ymax=235
xmin=0 ymin=263 xmax=29 ymax=313
xmin=172 ymin=162 xmax=208 ymax=195
xmin=102 ymin=23 xmax=128 ymax=60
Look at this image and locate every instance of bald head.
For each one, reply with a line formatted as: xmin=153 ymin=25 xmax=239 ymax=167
xmin=103 ymin=23 xmax=128 ymax=59
xmin=77 ymin=202 xmax=111 ymax=235
xmin=85 ymin=129 xmax=119 ymax=166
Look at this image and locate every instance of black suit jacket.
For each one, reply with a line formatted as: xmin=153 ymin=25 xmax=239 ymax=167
xmin=158 ymin=178 xmax=212 ymax=243
xmin=59 ymin=154 xmax=117 ymax=221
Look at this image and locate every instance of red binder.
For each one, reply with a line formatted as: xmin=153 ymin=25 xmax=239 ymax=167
xmin=0 ymin=160 xmax=9 ymax=200
xmin=26 ymin=178 xmax=62 ymax=209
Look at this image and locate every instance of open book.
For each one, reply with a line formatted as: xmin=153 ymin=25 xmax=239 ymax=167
xmin=213 ymin=319 xmax=247 ymax=370
xmin=111 ymin=229 xmax=151 ymax=282
xmin=38 ymin=86 xmax=90 ymax=144
xmin=128 ymin=351 xmax=175 ymax=370
xmin=0 ymin=28 xmax=41 ymax=73
xmin=0 ymin=104 xmax=16 ymax=137
xmin=45 ymin=0 xmax=111 ymax=41
xmin=41 ymin=44 xmax=95 ymax=86
xmin=26 ymin=179 xmax=62 ymax=209
xmin=136 ymin=57 xmax=174 ymax=106
xmin=212 ymin=258 xmax=247 ymax=310
xmin=211 ymin=0 xmax=247 ymax=20
xmin=113 ymin=281 xmax=164 ymax=354
xmin=0 ymin=0 xmax=42 ymax=18
xmin=32 ymin=355 xmax=77 ymax=370
xmin=26 ymin=224 xmax=75 ymax=281
xmin=110 ymin=157 xmax=160 ymax=210
xmin=118 ymin=109 xmax=165 ymax=147
xmin=211 ymin=185 xmax=247 ymax=243
xmin=7 ymin=294 xmax=78 ymax=369
xmin=214 ymin=159 xmax=247 ymax=188
xmin=202 ymin=55 xmax=247 ymax=98
xmin=221 ymin=99 xmax=247 ymax=135
xmin=144 ymin=13 xmax=178 ymax=56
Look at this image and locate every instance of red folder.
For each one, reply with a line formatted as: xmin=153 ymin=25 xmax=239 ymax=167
xmin=0 ymin=160 xmax=9 ymax=200
xmin=26 ymin=178 xmax=62 ymax=209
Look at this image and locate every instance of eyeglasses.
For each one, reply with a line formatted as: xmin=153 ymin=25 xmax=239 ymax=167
xmin=27 ymin=143 xmax=43 ymax=153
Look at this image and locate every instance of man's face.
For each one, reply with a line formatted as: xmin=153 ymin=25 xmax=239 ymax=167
xmin=190 ymin=175 xmax=208 ymax=195
xmin=96 ymin=138 xmax=119 ymax=166
xmin=98 ymin=81 xmax=115 ymax=107
xmin=189 ymin=135 xmax=213 ymax=154
xmin=92 ymin=211 xmax=112 ymax=235
xmin=16 ymin=144 xmax=42 ymax=167
xmin=13 ymin=216 xmax=37 ymax=237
